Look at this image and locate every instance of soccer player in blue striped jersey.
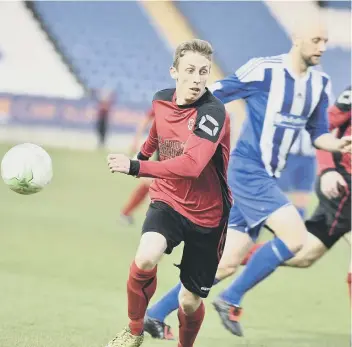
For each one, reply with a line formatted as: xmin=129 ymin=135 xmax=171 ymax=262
xmin=144 ymin=19 xmax=352 ymax=339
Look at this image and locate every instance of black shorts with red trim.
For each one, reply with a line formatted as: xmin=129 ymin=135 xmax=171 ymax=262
xmin=142 ymin=201 xmax=227 ymax=298
xmin=306 ymin=176 xmax=351 ymax=249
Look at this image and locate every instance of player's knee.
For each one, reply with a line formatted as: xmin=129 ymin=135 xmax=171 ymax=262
xmin=288 ymin=251 xmax=319 ymax=268
xmin=134 ymin=256 xmax=157 ymax=271
xmin=293 ymin=257 xmax=315 ymax=268
xmin=288 ymin=241 xmax=304 ymax=254
xmin=135 ymin=232 xmax=167 ymax=270
xmin=178 ymin=288 xmax=202 ymax=315
xmin=281 ymin=232 xmax=305 ymax=254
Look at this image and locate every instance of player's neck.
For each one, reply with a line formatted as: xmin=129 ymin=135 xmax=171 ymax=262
xmin=175 ymin=89 xmax=206 ymax=106
xmin=287 ymin=50 xmax=309 ymax=77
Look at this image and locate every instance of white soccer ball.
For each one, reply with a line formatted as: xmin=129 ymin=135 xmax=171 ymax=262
xmin=1 ymin=143 xmax=53 ymax=195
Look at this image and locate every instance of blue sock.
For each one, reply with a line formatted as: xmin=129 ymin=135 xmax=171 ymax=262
xmin=296 ymin=206 xmax=306 ymax=219
xmin=147 ymin=278 xmax=220 ymax=322
xmin=147 ymin=282 xmax=181 ymax=322
xmin=220 ymin=238 xmax=294 ymax=306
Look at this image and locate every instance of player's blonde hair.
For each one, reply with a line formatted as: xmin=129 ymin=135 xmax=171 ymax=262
xmin=173 ymin=39 xmax=213 ymax=69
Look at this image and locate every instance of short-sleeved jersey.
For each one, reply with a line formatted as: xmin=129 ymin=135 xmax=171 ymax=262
xmin=137 ymin=88 xmax=232 ymax=228
xmin=209 ymin=54 xmax=331 ymax=177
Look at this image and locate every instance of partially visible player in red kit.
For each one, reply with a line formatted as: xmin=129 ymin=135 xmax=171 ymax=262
xmin=120 ymin=109 xmax=155 ymax=225
xmin=105 ymin=39 xmax=231 ymax=347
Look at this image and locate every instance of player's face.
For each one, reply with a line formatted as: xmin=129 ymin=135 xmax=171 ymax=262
xmin=170 ymin=52 xmax=211 ymax=104
xmin=298 ymin=26 xmax=328 ymax=67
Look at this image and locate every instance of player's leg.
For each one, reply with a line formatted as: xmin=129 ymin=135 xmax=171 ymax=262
xmin=239 ymin=202 xmax=306 ymax=274
xmin=105 ymin=201 xmax=184 ymax=347
xmin=127 ymin=232 xmax=166 ymax=334
xmin=215 ymin=226 xmax=254 ymax=280
xmin=284 ymin=231 xmax=327 ymax=267
xmin=209 ymin=160 xmax=303 ymax=336
xmin=213 ymin=205 xmax=304 ymax=337
xmin=97 ymin=117 xmax=107 ymax=147
xmin=212 ymin=226 xmax=254 ymax=337
xmin=280 ymin=154 xmax=316 ymax=219
xmin=289 ymin=179 xmax=351 ymax=298
xmin=120 ymin=178 xmax=152 ymax=225
xmin=242 ymin=156 xmax=316 ymax=265
xmin=240 ymin=191 xmax=311 ymax=266
xmin=242 ymin=155 xmax=317 ymax=266
xmin=176 ymin=216 xmax=227 ymax=347
xmin=145 ymin=205 xmax=252 ymax=338
xmin=220 ymin=196 xmax=305 ymax=299
xmin=105 ymin=233 xmax=165 ymax=347
xmin=177 ymin=285 xmax=205 ymax=347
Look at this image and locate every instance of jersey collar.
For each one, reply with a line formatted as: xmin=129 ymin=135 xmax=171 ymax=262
xmin=282 ymin=53 xmax=312 ymax=82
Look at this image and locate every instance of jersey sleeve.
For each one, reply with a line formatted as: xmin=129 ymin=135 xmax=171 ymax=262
xmin=305 ymin=78 xmax=331 ymax=143
xmin=208 ymin=58 xmax=265 ymax=103
xmin=328 ymin=86 xmax=351 ymax=130
xmin=316 ymin=86 xmax=351 ymax=174
xmin=137 ymin=104 xmax=227 ymax=179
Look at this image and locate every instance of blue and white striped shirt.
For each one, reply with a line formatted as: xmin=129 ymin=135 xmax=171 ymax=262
xmin=209 ymin=54 xmax=330 ymax=177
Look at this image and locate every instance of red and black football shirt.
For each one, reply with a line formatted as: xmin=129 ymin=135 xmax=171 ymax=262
xmin=134 ymin=88 xmax=232 ymax=228
xmin=317 ymin=86 xmax=351 ymax=178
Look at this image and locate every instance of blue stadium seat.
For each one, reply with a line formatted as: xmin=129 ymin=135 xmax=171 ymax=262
xmin=34 ymin=1 xmax=173 ymax=108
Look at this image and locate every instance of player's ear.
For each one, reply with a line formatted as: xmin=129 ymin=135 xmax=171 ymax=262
xmin=291 ymin=32 xmax=301 ymax=47
xmin=170 ymin=66 xmax=178 ymax=80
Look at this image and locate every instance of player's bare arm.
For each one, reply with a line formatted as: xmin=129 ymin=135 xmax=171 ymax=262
xmin=314 ymin=133 xmax=352 ymax=153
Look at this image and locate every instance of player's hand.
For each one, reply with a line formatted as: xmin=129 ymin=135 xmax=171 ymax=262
xmin=320 ymin=170 xmax=348 ymax=199
xmin=107 ymin=154 xmax=130 ymax=174
xmin=337 ymin=136 xmax=352 ymax=153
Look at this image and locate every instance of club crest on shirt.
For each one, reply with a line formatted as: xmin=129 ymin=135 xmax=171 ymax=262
xmin=188 ymin=118 xmax=195 ymax=130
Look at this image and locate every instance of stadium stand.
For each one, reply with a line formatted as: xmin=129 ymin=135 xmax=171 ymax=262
xmin=0 ymin=1 xmax=350 ymax=149
xmin=32 ymin=1 xmax=173 ymax=108
xmin=0 ymin=2 xmax=83 ymax=98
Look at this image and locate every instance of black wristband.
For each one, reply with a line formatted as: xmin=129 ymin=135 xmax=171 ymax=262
xmin=137 ymin=152 xmax=149 ymax=161
xmin=129 ymin=160 xmax=140 ymax=176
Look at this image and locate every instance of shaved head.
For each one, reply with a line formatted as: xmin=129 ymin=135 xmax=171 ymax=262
xmin=291 ymin=16 xmax=328 ymax=67
xmin=292 ymin=17 xmax=328 ymax=42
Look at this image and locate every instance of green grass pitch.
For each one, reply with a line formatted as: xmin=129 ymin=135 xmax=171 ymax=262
xmin=0 ymin=144 xmax=349 ymax=347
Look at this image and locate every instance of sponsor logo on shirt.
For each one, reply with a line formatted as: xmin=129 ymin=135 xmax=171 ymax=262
xmin=274 ymin=112 xmax=307 ymax=129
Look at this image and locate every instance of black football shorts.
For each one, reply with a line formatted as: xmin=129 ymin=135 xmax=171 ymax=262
xmin=306 ymin=176 xmax=351 ymax=249
xmin=142 ymin=201 xmax=227 ymax=298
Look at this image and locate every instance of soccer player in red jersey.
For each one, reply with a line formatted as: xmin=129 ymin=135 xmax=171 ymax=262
xmin=120 ymin=109 xmax=155 ymax=225
xmin=105 ymin=39 xmax=232 ymax=347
